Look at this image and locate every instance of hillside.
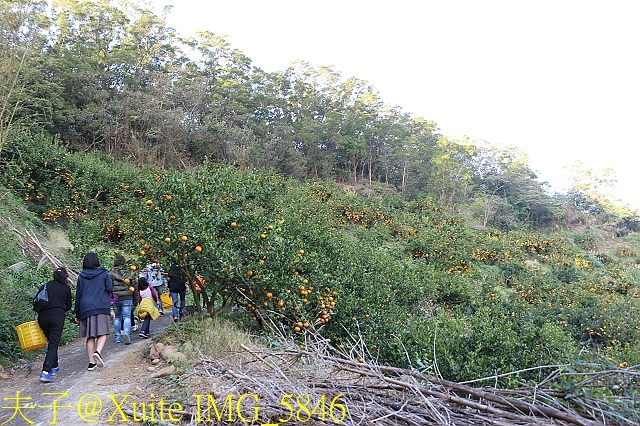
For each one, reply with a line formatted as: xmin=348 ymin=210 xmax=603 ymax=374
xmin=2 ymin=151 xmax=640 ymax=424
xmin=1 ymin=1 xmax=639 ymax=423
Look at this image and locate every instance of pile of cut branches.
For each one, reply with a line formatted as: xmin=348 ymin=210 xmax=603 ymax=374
xmin=172 ymin=335 xmax=638 ymax=426
xmin=10 ymin=226 xmax=78 ymax=284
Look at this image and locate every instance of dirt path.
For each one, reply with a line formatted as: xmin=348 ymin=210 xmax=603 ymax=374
xmin=2 ymin=314 xmax=174 ymax=426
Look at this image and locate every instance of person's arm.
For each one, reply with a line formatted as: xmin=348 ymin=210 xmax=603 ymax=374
xmin=110 ymin=266 xmax=124 ymax=283
xmin=105 ymin=271 xmax=113 ymax=293
xmin=74 ymin=280 xmax=82 ymax=319
xmin=65 ymin=287 xmax=72 ymax=311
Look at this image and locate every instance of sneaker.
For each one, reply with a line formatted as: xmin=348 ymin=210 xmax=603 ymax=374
xmin=115 ymin=337 xmax=122 ymax=343
xmin=39 ymin=372 xmax=54 ymax=383
xmin=159 ymin=310 xmax=164 ymax=315
xmin=124 ymin=335 xmax=131 ymax=345
xmin=131 ymin=319 xmax=139 ymax=332
xmin=92 ymin=351 xmax=105 ymax=368
xmin=139 ymin=332 xmax=150 ymax=339
xmin=50 ymin=366 xmax=62 ymax=375
xmin=172 ymin=317 xmax=179 ymax=322
xmin=87 ymin=363 xmax=97 ymax=371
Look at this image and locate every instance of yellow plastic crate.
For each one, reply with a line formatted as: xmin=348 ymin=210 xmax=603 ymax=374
xmin=160 ymin=293 xmax=173 ymax=309
xmin=15 ymin=320 xmax=46 ymax=352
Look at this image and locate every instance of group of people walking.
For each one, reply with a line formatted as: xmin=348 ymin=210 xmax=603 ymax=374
xmin=34 ymin=252 xmax=187 ymax=383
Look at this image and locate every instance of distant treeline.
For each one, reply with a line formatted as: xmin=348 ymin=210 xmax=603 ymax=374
xmin=0 ymin=0 xmax=636 ymax=230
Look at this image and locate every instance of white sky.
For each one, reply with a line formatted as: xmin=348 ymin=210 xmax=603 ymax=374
xmin=153 ymin=0 xmax=640 ymax=209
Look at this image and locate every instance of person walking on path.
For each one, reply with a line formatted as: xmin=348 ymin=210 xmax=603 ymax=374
xmin=144 ymin=262 xmax=166 ymax=314
xmin=36 ymin=267 xmax=72 ymax=383
xmin=136 ymin=277 xmax=160 ymax=338
xmin=74 ymin=252 xmax=112 ymax=370
xmin=109 ymin=255 xmax=135 ymax=345
xmin=167 ymin=261 xmax=186 ymax=322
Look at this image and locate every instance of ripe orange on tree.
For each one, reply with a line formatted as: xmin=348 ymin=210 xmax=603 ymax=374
xmin=230 ymin=222 xmax=237 ymax=228
xmin=170 ymin=215 xmax=176 ymax=220
xmin=165 ymin=195 xmax=172 ymax=201
xmin=164 ymin=237 xmax=171 ymax=243
xmin=260 ymin=233 xmax=266 ymax=239
xmin=266 ymin=292 xmax=273 ymax=298
xmin=267 ymin=225 xmax=274 ymax=230
xmin=195 ymin=246 xmax=202 ymax=253
xmin=124 ymin=278 xmax=131 ymax=285
xmin=246 ymin=270 xmax=253 ymax=277
xmin=130 ymin=265 xmax=137 ymax=271
xmin=180 ymin=235 xmax=187 ymax=241
xmin=145 ymin=200 xmax=153 ymax=206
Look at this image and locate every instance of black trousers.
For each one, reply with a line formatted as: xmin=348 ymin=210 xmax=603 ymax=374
xmin=37 ymin=309 xmax=66 ymax=373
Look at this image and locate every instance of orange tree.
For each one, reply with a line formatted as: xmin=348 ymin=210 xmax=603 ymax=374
xmin=112 ymin=164 xmax=345 ymax=337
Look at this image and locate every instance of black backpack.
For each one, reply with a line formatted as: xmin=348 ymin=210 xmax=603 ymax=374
xmin=33 ymin=283 xmax=49 ymax=313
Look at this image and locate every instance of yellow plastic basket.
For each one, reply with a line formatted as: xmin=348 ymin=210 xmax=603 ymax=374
xmin=15 ymin=320 xmax=47 ymax=352
xmin=160 ymin=293 xmax=173 ymax=309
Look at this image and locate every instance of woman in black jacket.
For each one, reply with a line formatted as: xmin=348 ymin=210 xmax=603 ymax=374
xmin=37 ymin=267 xmax=72 ymax=383
xmin=74 ymin=252 xmax=113 ymax=371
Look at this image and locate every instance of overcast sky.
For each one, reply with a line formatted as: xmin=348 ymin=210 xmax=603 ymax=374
xmin=153 ymin=0 xmax=640 ymax=209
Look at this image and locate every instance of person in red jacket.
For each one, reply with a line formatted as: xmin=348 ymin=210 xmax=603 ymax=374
xmin=36 ymin=267 xmax=72 ymax=383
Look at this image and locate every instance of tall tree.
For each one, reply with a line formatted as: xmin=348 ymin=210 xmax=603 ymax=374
xmin=0 ymin=0 xmax=49 ymax=157
xmin=428 ymin=136 xmax=475 ymax=210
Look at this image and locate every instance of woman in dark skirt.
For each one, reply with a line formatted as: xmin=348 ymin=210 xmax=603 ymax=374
xmin=36 ymin=267 xmax=72 ymax=382
xmin=74 ymin=252 xmax=113 ymax=370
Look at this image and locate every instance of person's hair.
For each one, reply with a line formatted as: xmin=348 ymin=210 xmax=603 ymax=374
xmin=114 ymin=255 xmax=126 ymax=267
xmin=169 ymin=261 xmax=180 ymax=277
xmin=138 ymin=276 xmax=149 ymax=290
xmin=82 ymin=252 xmax=101 ymax=269
xmin=53 ymin=267 xmax=69 ymax=284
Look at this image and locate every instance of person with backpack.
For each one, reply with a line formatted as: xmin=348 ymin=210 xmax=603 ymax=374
xmin=144 ymin=262 xmax=166 ymax=314
xmin=36 ymin=267 xmax=72 ymax=383
xmin=167 ymin=261 xmax=186 ymax=322
xmin=136 ymin=277 xmax=160 ymax=338
xmin=109 ymin=255 xmax=135 ymax=344
xmin=74 ymin=252 xmax=112 ymax=370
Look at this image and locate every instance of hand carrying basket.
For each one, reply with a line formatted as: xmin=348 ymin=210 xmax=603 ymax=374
xmin=15 ymin=320 xmax=46 ymax=352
